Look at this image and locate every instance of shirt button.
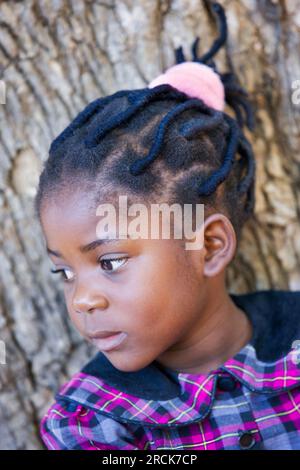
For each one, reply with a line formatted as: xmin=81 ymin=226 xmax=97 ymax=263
xmin=216 ymin=374 xmax=237 ymax=391
xmin=238 ymin=431 xmax=256 ymax=450
xmin=59 ymin=398 xmax=78 ymax=412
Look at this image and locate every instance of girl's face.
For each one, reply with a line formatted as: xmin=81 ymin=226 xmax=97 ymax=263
xmin=40 ymin=189 xmax=210 ymax=372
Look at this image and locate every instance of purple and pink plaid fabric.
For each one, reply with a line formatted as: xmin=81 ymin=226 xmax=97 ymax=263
xmin=40 ymin=342 xmax=300 ymax=450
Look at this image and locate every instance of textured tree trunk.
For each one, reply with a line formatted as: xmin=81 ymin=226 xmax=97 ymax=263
xmin=0 ymin=0 xmax=299 ymax=450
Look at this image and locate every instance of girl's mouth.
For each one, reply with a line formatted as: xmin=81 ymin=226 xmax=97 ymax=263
xmin=87 ymin=331 xmax=128 ymax=351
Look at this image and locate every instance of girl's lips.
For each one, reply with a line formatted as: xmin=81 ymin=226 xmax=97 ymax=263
xmin=89 ymin=332 xmax=127 ymax=352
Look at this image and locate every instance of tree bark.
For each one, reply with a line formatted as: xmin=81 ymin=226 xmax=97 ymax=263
xmin=0 ymin=0 xmax=299 ymax=449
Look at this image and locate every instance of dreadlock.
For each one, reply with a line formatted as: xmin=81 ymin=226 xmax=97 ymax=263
xmin=35 ymin=2 xmax=255 ymax=246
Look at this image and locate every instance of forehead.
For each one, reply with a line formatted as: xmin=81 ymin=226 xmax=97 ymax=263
xmin=41 ymin=190 xmax=96 ymax=230
xmin=39 ymin=188 xmax=197 ymax=253
xmin=40 ymin=190 xmax=154 ymax=248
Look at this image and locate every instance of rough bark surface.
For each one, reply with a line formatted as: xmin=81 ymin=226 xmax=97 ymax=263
xmin=0 ymin=0 xmax=299 ymax=449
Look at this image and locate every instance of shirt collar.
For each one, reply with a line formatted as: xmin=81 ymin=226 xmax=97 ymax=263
xmin=55 ymin=289 xmax=300 ymax=427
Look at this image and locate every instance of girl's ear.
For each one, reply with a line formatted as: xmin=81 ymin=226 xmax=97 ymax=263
xmin=202 ymin=213 xmax=237 ymax=278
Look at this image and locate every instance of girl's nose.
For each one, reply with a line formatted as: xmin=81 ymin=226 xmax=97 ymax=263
xmin=72 ymin=283 xmax=109 ymax=314
xmin=74 ymin=295 xmax=109 ymax=314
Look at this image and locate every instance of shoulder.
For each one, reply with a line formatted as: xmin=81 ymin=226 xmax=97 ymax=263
xmin=40 ymin=395 xmax=143 ymax=450
xmin=230 ymin=289 xmax=300 ymax=362
xmin=230 ymin=288 xmax=300 ymax=314
xmin=244 ymin=289 xmax=300 ymax=331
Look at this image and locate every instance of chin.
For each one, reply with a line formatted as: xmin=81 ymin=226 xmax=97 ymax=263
xmin=106 ymin=352 xmax=154 ymax=373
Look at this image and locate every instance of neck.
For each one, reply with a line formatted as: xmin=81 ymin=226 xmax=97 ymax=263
xmin=156 ymin=277 xmax=253 ymax=375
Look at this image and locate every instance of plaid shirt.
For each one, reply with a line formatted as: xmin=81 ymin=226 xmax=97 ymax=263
xmin=40 ymin=289 xmax=300 ymax=450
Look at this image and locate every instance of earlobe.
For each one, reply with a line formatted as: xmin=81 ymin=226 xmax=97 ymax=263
xmin=202 ymin=214 xmax=236 ymax=277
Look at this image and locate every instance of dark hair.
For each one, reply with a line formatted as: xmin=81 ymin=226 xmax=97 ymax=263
xmin=35 ymin=2 xmax=255 ymax=247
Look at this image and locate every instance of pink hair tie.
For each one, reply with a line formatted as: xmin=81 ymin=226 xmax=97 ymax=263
xmin=147 ymin=2 xmax=254 ymax=130
xmin=148 ymin=61 xmax=225 ymax=111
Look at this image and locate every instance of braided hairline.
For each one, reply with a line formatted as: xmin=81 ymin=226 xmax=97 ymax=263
xmin=35 ymin=87 xmax=255 ymax=243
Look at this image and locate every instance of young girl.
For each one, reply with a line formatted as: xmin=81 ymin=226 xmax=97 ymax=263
xmin=36 ymin=3 xmax=300 ymax=450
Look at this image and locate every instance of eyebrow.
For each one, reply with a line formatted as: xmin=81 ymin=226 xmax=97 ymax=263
xmin=46 ymin=237 xmax=127 ymax=258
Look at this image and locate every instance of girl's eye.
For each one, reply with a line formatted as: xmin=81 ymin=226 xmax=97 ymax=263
xmin=50 ymin=257 xmax=128 ymax=281
xmin=51 ymin=268 xmax=74 ymax=282
xmin=99 ymin=257 xmax=128 ymax=272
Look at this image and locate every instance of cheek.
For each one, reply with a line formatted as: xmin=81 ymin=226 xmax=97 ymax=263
xmin=117 ymin=263 xmax=196 ymax=330
xmin=122 ymin=287 xmax=193 ymax=344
